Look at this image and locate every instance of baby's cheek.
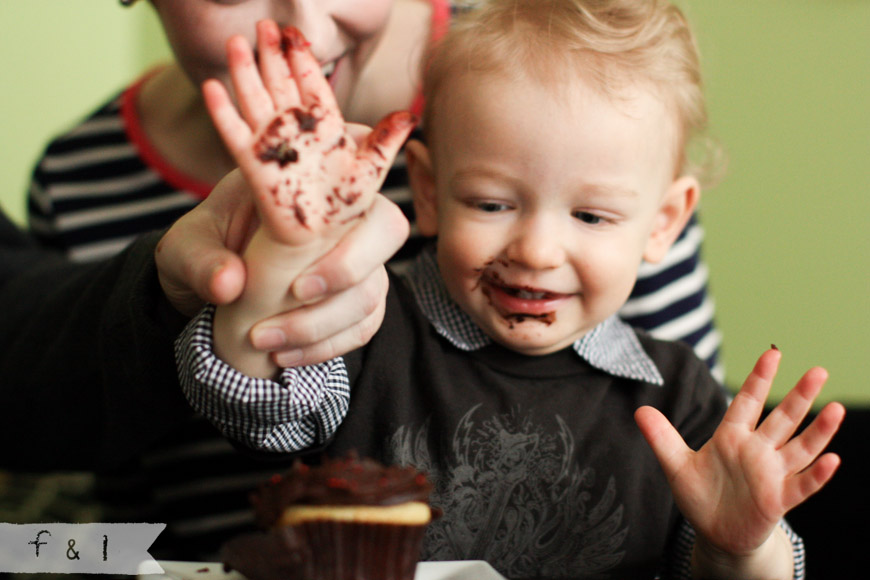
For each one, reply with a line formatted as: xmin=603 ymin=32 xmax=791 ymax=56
xmin=437 ymin=236 xmax=479 ymax=283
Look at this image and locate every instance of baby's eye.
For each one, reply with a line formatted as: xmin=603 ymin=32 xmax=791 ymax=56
xmin=470 ymin=200 xmax=511 ymax=213
xmin=573 ymin=211 xmax=603 ymax=225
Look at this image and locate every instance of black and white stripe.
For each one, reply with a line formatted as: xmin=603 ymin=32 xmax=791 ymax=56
xmin=619 ymin=216 xmax=723 ymax=382
xmin=28 ymin=96 xmax=201 ymax=263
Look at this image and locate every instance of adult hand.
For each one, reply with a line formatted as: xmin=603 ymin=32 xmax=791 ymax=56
xmin=251 ymin=192 xmax=407 ymax=367
xmin=155 ymin=164 xmax=409 ymax=366
xmin=156 ymin=168 xmax=254 ymax=317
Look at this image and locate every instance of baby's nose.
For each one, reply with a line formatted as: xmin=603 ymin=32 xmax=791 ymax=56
xmin=505 ymin=220 xmax=566 ymax=270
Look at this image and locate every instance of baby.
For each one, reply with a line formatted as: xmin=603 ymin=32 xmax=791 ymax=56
xmin=180 ymin=1 xmax=845 ymax=577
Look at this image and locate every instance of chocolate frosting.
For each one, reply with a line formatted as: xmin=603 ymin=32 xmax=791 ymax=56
xmin=252 ymin=453 xmax=433 ymax=529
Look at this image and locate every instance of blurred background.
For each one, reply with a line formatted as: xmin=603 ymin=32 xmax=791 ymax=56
xmin=0 ymin=0 xmax=868 ymax=405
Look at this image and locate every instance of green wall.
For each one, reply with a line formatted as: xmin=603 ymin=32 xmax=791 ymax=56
xmin=1 ymin=2 xmax=867 ymax=405
xmin=679 ymin=1 xmax=870 ymax=405
xmin=0 ymin=1 xmax=170 ymax=220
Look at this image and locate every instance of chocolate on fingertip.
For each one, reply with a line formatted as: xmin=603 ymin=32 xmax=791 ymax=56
xmin=392 ymin=110 xmax=420 ymax=129
xmin=281 ymin=26 xmax=311 ymax=50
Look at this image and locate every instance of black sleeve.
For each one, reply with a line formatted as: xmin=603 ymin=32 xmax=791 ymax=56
xmin=0 ymin=211 xmax=194 ymax=472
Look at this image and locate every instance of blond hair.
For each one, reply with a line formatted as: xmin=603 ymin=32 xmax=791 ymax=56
xmin=422 ymin=0 xmax=723 ymax=183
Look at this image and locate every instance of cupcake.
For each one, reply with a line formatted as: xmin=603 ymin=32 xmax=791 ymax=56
xmin=222 ymin=453 xmax=435 ymax=580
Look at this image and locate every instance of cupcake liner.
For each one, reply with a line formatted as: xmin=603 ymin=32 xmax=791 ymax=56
xmin=294 ymin=520 xmax=427 ymax=580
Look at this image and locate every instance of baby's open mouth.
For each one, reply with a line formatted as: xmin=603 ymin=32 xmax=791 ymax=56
xmin=498 ymin=285 xmax=557 ymax=301
xmin=480 ymin=271 xmax=568 ymax=322
xmin=480 ymin=276 xmax=561 ymax=327
xmin=481 ymin=272 xmax=561 ymax=301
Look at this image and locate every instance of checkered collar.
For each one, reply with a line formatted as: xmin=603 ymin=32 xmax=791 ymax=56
xmin=400 ymin=245 xmax=664 ymax=386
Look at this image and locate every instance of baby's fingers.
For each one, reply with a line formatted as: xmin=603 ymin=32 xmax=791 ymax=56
xmin=203 ymin=79 xmax=253 ymax=157
xmin=635 ymin=406 xmax=691 ymax=481
xmin=758 ymin=365 xmax=829 ymax=446
xmin=226 ymin=34 xmax=276 ymax=130
xmin=357 ymin=111 xmax=418 ymax=188
xmin=722 ymin=347 xmax=781 ymax=429
xmin=256 ymin=20 xmax=299 ymax=111
xmin=781 ymin=401 xmax=845 ymax=476
xmin=783 ymin=451 xmax=841 ymax=512
xmin=282 ymin=27 xmax=339 ymax=115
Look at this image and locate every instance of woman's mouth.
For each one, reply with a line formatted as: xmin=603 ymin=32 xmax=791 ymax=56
xmin=321 ymin=59 xmax=337 ymax=81
xmin=253 ymin=49 xmax=343 ymax=86
xmin=321 ymin=51 xmax=350 ymax=89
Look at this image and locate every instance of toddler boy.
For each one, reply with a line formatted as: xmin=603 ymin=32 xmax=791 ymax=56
xmin=180 ymin=1 xmax=844 ymax=577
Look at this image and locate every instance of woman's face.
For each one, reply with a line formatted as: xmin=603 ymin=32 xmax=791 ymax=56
xmin=149 ymin=0 xmax=394 ymax=114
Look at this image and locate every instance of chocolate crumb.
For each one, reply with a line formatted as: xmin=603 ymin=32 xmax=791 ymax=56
xmin=504 ymin=312 xmax=556 ymax=326
xmin=257 ymin=141 xmax=298 ymax=167
xmin=292 ymin=108 xmax=320 ymax=132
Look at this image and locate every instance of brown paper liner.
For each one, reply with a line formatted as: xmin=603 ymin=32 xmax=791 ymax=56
xmin=293 ymin=520 xmax=427 ymax=580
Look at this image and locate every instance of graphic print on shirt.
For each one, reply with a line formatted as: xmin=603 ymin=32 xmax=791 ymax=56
xmin=387 ymin=404 xmax=627 ymax=578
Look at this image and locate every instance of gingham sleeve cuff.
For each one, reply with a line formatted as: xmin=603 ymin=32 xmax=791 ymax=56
xmin=175 ymin=304 xmax=350 ymax=453
xmin=666 ymin=518 xmax=806 ymax=580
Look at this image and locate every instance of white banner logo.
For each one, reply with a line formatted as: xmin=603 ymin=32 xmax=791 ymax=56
xmin=0 ymin=523 xmax=165 ymax=574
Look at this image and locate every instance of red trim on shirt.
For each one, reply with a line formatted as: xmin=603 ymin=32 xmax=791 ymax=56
xmin=410 ymin=0 xmax=452 ymax=117
xmin=120 ymin=70 xmax=215 ymax=200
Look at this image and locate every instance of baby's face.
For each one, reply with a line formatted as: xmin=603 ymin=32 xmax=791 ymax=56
xmin=149 ymin=0 xmax=394 ymax=114
xmin=421 ymin=71 xmax=687 ymax=355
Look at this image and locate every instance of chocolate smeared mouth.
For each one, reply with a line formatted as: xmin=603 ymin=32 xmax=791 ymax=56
xmin=503 ymin=311 xmax=556 ymax=326
xmin=480 ymin=272 xmax=559 ymax=301
xmin=478 ymin=271 xmax=563 ymax=327
xmin=499 ymin=285 xmax=555 ymax=301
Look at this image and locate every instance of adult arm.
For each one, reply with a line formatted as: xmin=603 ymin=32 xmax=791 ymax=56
xmin=0 ymin=212 xmax=192 ymax=471
xmin=3 ymin=154 xmax=406 ymax=474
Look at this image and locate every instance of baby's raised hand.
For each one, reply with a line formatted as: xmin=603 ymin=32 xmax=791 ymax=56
xmin=635 ymin=348 xmax=845 ymax=564
xmin=203 ymin=21 xmax=415 ymax=378
xmin=203 ymin=20 xmax=415 ymax=249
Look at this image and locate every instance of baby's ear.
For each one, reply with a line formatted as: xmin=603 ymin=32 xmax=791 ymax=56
xmin=643 ymin=175 xmax=700 ymax=263
xmin=405 ymin=139 xmax=439 ymax=237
